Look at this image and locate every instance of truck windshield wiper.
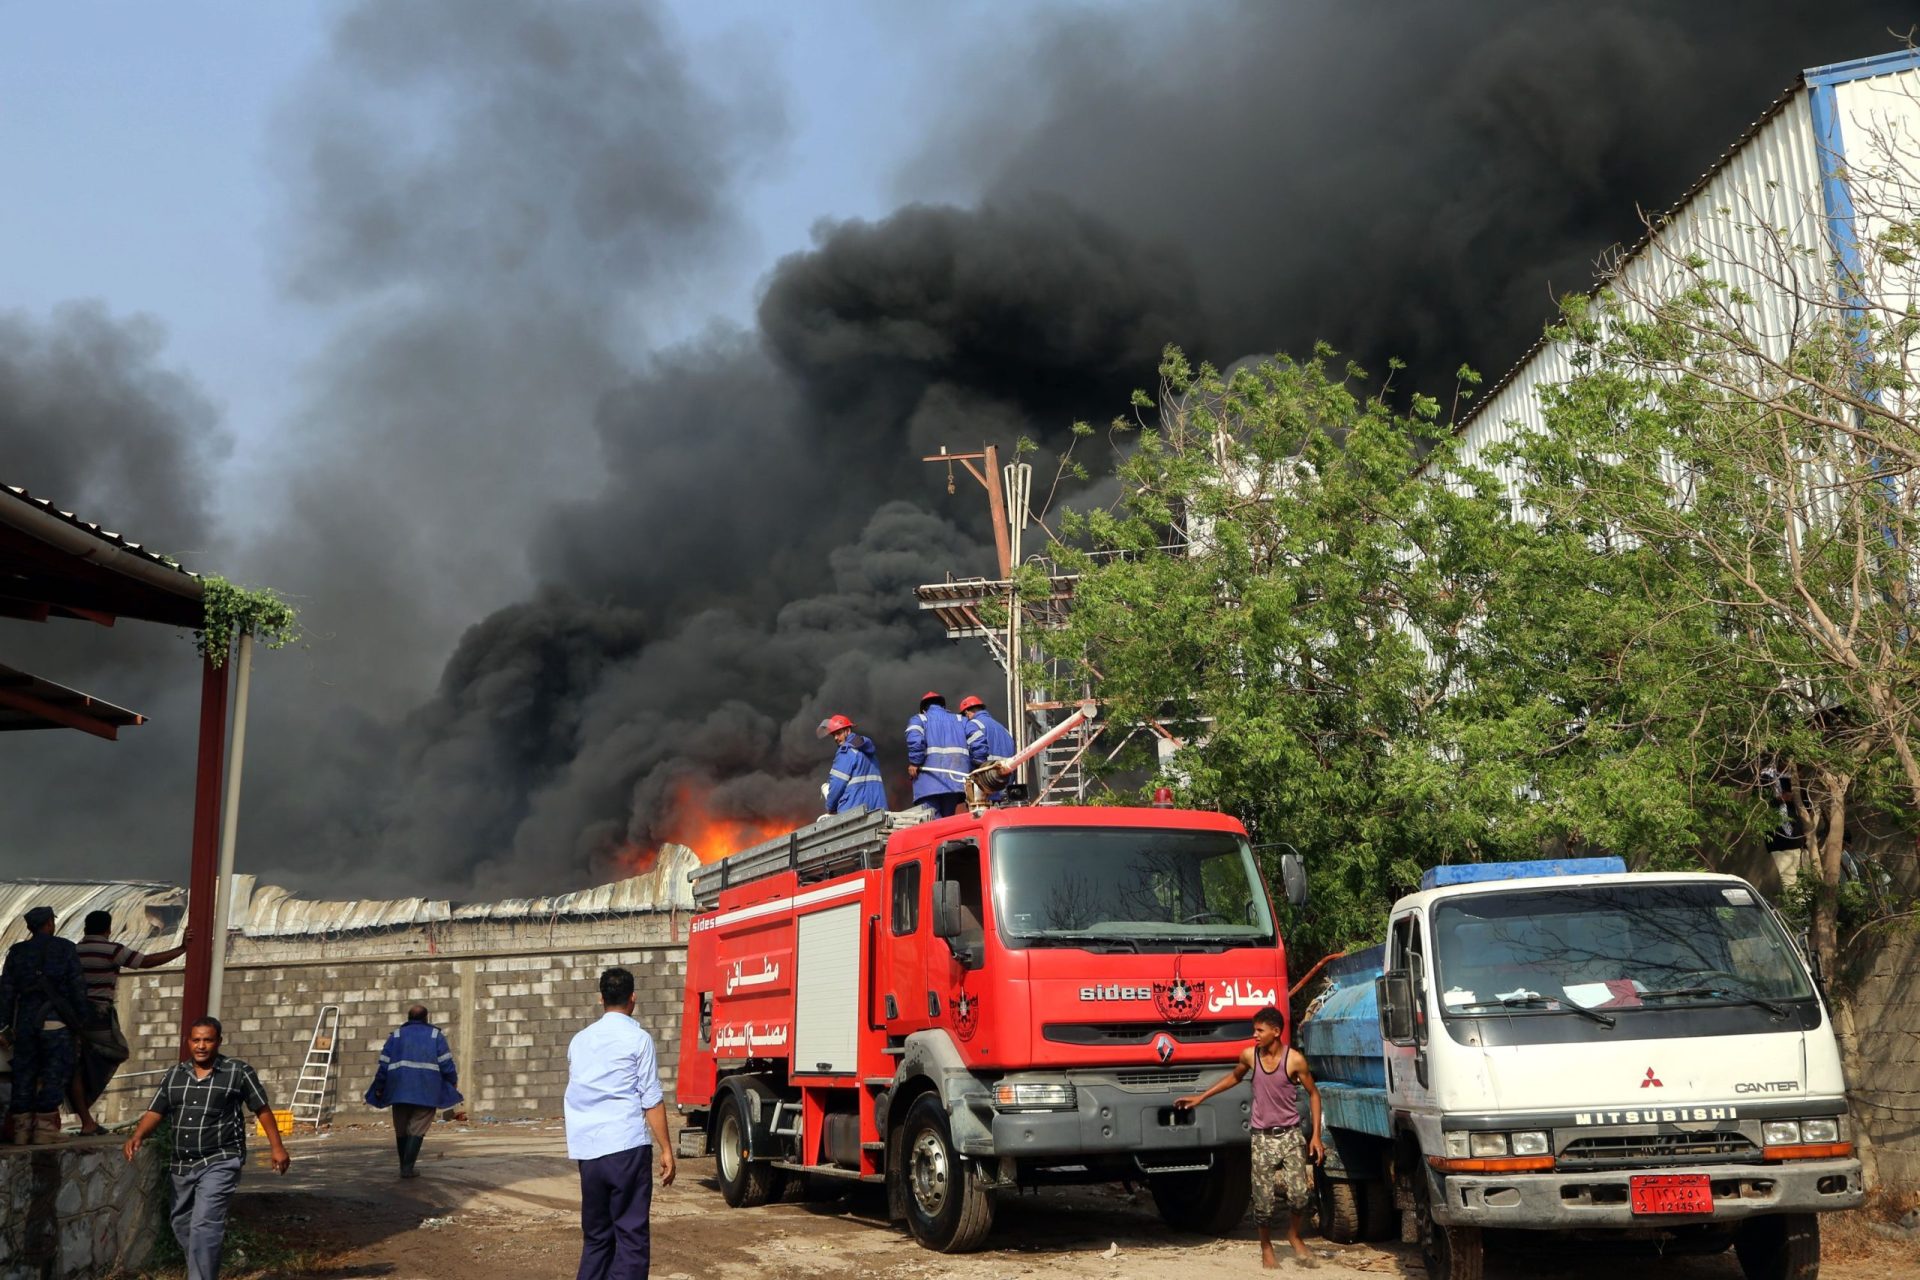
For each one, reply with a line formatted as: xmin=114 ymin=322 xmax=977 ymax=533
xmin=1455 ymin=995 xmax=1616 ymax=1028
xmin=1026 ymin=932 xmax=1140 ymax=952
xmin=1639 ymin=987 xmax=1790 ymax=1018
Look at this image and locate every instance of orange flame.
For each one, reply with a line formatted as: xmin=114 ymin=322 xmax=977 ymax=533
xmin=614 ymin=779 xmax=811 ymax=875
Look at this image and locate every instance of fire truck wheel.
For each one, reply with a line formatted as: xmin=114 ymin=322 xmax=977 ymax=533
xmin=900 ymin=1095 xmax=995 ymax=1252
xmin=1149 ymin=1146 xmax=1251 ymax=1235
xmin=714 ymin=1093 xmax=778 ymax=1208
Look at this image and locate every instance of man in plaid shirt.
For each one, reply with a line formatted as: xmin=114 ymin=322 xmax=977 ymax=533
xmin=124 ymin=1017 xmax=291 ymax=1279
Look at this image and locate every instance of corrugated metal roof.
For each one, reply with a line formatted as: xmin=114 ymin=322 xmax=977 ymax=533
xmin=232 ymin=847 xmax=699 ymax=935
xmin=0 ymin=484 xmax=202 ymax=584
xmin=0 ymin=880 xmax=186 ymax=951
xmin=0 ymin=848 xmax=700 ymax=948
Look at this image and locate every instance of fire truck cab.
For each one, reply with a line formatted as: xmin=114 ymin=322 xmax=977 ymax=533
xmin=674 ymin=802 xmax=1303 ymax=1252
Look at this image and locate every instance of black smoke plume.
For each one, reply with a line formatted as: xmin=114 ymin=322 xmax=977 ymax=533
xmin=1 ymin=1 xmax=1912 ymax=895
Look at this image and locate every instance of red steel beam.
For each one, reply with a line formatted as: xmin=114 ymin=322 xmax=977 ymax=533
xmin=0 ymin=684 xmax=126 ymax=739
xmin=178 ymin=647 xmax=230 ymax=1051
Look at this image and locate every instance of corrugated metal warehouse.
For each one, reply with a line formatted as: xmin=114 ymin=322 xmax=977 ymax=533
xmin=1432 ymin=48 xmax=1920 ymax=485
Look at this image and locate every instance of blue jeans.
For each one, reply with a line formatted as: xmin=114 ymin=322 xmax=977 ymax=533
xmin=577 ymin=1143 xmax=654 ymax=1280
xmin=171 ymin=1157 xmax=243 ymax=1280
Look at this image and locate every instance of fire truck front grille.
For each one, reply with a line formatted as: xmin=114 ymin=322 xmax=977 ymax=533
xmin=1042 ymin=1020 xmax=1253 ymax=1046
xmin=1558 ymin=1131 xmax=1760 ymax=1168
xmin=1111 ymin=1069 xmax=1206 ymax=1091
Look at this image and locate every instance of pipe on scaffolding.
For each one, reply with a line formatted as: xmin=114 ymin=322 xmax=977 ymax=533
xmin=964 ymin=699 xmax=1098 ymax=813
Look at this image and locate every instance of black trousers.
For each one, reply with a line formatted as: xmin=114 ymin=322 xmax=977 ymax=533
xmin=576 ymin=1142 xmax=654 ymax=1280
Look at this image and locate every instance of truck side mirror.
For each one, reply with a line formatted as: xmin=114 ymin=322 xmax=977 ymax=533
xmin=931 ymin=880 xmax=962 ymax=940
xmin=1278 ymin=853 xmax=1309 ymax=910
xmin=1376 ymin=972 xmax=1415 ymax=1045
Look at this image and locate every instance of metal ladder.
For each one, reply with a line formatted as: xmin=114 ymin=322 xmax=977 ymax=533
xmin=288 ymin=1005 xmax=340 ymax=1129
xmin=1036 ymin=706 xmax=1099 ymax=802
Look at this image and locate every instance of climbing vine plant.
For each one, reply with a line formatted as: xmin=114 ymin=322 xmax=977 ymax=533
xmin=194 ymin=576 xmax=300 ymax=666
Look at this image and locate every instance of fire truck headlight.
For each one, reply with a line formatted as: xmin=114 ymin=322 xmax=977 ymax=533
xmin=993 ymin=1082 xmax=1077 ymax=1111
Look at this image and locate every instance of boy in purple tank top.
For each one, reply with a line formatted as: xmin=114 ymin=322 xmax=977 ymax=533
xmin=1176 ymin=1006 xmax=1324 ymax=1268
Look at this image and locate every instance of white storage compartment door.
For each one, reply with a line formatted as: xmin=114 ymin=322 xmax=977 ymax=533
xmin=793 ymin=901 xmax=862 ymax=1074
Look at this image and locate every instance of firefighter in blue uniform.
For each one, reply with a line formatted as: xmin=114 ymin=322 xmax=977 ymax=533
xmin=818 ymin=715 xmax=888 ymax=815
xmin=959 ymin=696 xmax=1018 ymax=805
xmin=958 ymin=695 xmax=1015 ymax=760
xmin=904 ymin=691 xmax=984 ymax=818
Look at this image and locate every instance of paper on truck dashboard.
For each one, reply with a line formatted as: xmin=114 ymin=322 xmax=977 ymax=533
xmin=1563 ymin=979 xmax=1645 ymax=1009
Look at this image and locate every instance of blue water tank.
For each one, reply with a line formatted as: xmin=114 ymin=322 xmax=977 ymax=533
xmin=1297 ymin=945 xmax=1386 ymax=1090
xmin=1419 ymin=856 xmax=1626 ymax=891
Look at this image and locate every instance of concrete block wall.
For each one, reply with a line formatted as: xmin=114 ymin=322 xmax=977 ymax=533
xmin=96 ymin=925 xmax=687 ymax=1128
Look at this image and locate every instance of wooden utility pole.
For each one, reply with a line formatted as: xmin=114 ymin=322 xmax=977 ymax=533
xmin=923 ymin=445 xmax=1011 ymax=578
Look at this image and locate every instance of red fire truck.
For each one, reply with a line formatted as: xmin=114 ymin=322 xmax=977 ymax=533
xmin=673 ymin=775 xmax=1308 ymax=1252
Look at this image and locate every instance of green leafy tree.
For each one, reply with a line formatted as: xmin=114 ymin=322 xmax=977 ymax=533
xmin=1055 ymin=347 xmax=1530 ymax=957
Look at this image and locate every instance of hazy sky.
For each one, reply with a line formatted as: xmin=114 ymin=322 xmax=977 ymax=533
xmin=0 ymin=1 xmax=1017 ymax=482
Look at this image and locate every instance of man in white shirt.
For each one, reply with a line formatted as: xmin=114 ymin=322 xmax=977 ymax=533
xmin=564 ymin=967 xmax=676 ymax=1280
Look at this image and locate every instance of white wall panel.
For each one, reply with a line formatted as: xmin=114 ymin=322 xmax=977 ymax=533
xmin=793 ymin=902 xmax=861 ymax=1074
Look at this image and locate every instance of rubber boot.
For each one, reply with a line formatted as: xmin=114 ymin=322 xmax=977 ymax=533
xmin=401 ymin=1135 xmax=423 ymax=1178
xmin=395 ymin=1130 xmax=410 ymax=1176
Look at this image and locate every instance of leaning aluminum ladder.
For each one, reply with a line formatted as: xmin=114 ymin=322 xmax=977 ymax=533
xmin=289 ymin=1004 xmax=341 ymax=1129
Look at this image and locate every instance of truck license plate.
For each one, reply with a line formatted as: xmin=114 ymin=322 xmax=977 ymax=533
xmin=1630 ymin=1174 xmax=1713 ymax=1216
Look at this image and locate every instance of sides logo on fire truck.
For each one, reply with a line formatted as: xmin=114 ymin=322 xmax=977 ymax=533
xmin=1152 ymin=958 xmax=1205 ymax=1025
xmin=953 ymin=984 xmax=980 ymax=1042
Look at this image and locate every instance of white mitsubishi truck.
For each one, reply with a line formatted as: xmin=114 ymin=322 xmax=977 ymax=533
xmin=1296 ymin=857 xmax=1863 ymax=1280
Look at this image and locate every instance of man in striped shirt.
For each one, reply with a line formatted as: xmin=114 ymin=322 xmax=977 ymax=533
xmin=124 ymin=1017 xmax=290 ymax=1280
xmin=72 ymin=910 xmax=189 ymax=1135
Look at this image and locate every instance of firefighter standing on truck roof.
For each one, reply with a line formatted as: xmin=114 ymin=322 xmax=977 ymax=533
xmin=959 ymin=696 xmax=1017 ymax=804
xmin=905 ymin=691 xmax=983 ymax=818
xmin=818 ymin=715 xmax=888 ymax=815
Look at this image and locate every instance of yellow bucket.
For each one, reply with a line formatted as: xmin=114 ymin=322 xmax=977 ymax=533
xmin=256 ymin=1108 xmax=295 ymax=1137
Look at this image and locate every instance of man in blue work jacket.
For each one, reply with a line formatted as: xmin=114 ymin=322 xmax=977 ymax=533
xmin=958 ymin=695 xmax=1016 ymax=759
xmin=905 ymin=691 xmax=985 ymax=818
xmin=958 ymin=696 xmax=1017 ymax=802
xmin=818 ymin=714 xmax=888 ymax=815
xmin=363 ymin=1004 xmax=463 ymax=1178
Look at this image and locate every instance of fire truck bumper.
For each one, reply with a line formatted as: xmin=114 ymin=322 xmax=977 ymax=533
xmin=988 ymin=1084 xmax=1248 ymax=1160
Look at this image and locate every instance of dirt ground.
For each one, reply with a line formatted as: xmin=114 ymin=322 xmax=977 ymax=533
xmin=143 ymin=1123 xmax=1910 ymax=1280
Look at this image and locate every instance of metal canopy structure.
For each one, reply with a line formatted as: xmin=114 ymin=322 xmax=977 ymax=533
xmin=0 ymin=485 xmax=205 ymax=628
xmin=0 ymin=663 xmax=145 ymax=738
xmin=0 ymin=478 xmax=232 ymax=1051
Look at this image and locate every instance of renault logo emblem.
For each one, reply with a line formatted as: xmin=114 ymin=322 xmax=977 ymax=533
xmin=1153 ymin=1032 xmax=1176 ymax=1064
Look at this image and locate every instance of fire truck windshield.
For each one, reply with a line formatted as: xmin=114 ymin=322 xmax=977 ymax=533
xmin=990 ymin=827 xmax=1276 ymax=947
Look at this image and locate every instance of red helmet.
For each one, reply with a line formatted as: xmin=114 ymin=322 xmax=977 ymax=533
xmin=919 ymin=690 xmax=945 ymax=708
xmin=816 ymin=714 xmax=855 ymax=739
xmin=957 ymin=695 xmax=986 ymax=713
